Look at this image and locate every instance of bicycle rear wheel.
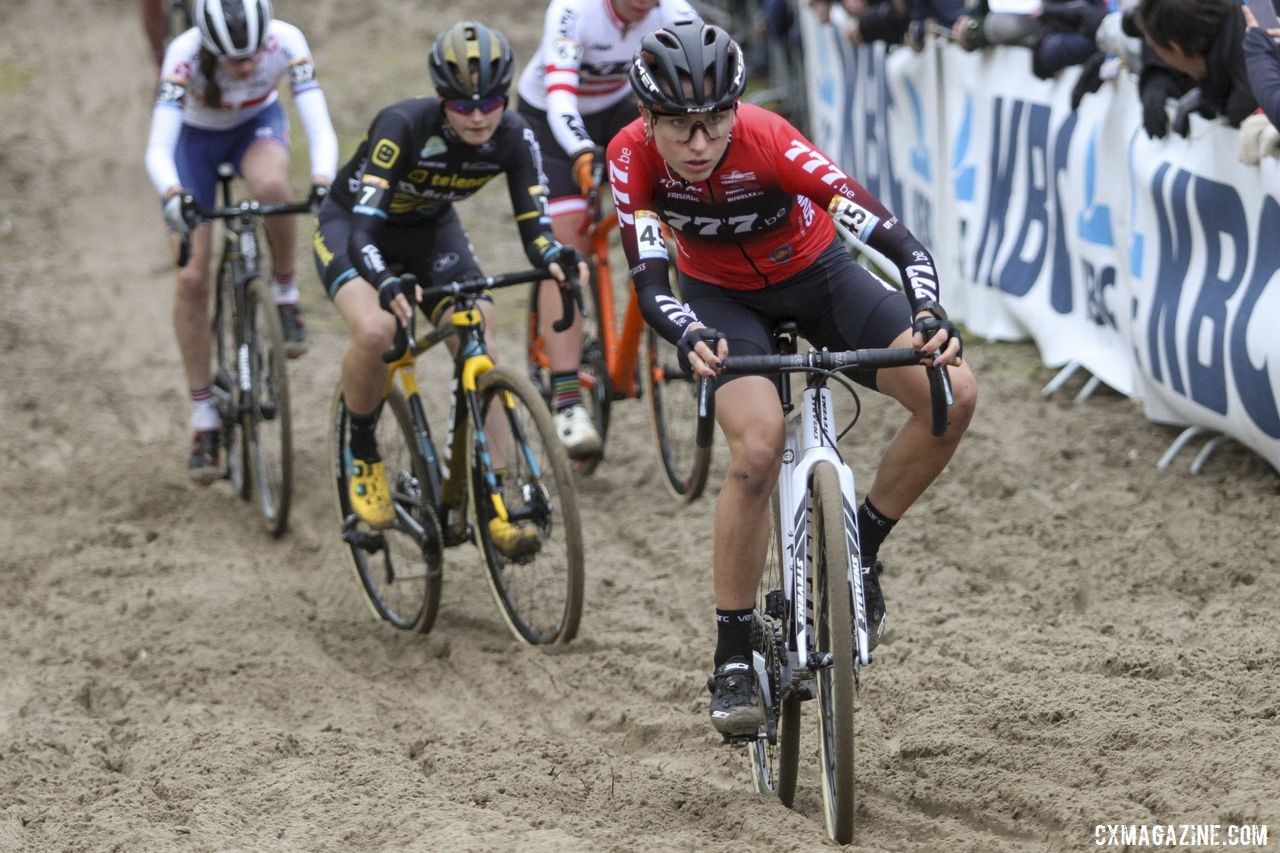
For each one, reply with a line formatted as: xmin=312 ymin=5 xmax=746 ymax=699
xmin=331 ymin=387 xmax=443 ymax=632
xmin=471 ymin=365 xmax=583 ymax=644
xmin=243 ymin=278 xmax=292 ymax=537
xmin=642 ymin=327 xmax=710 ymax=501
xmin=811 ymin=463 xmax=857 ymax=843
xmin=750 ymin=492 xmax=801 ymax=804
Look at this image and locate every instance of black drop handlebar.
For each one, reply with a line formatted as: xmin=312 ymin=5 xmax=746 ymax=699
xmin=381 ymin=266 xmax=582 ymax=363
xmin=175 ymin=198 xmax=314 ymax=268
xmin=694 ymin=348 xmax=954 ymax=448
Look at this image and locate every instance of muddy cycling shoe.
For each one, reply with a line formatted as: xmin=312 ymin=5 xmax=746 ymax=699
xmin=554 ymin=404 xmax=602 ymax=459
xmin=707 ymin=656 xmax=763 ymax=738
xmin=487 ymin=517 xmax=542 ymax=563
xmin=278 ymin=303 xmax=309 ymax=358
xmin=188 ymin=429 xmax=223 ymax=485
xmin=346 ymin=451 xmax=395 ymax=529
xmin=863 ymin=559 xmax=887 ymax=651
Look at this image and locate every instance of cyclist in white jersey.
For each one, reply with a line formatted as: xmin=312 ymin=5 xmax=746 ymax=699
xmin=515 ymin=0 xmax=698 ymax=458
xmin=144 ymin=0 xmax=338 ymax=483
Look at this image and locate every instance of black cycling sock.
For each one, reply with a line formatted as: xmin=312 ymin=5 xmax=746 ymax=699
xmin=714 ymin=608 xmax=754 ymax=667
xmin=857 ymin=498 xmax=898 ymax=565
xmin=348 ymin=403 xmax=383 ymax=463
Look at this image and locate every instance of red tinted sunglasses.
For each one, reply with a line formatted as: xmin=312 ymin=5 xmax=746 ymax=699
xmin=444 ymin=95 xmax=507 ymax=115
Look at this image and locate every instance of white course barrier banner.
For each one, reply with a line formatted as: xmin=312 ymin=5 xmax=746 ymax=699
xmin=798 ymin=17 xmax=1280 ymax=472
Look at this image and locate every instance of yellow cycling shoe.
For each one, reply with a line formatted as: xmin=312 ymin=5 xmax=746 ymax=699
xmin=347 ymin=452 xmax=395 ymax=530
xmin=487 ymin=517 xmax=542 ymax=563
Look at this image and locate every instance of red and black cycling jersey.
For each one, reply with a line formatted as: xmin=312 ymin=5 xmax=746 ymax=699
xmin=327 ymin=97 xmax=558 ymax=287
xmin=607 ymin=103 xmax=941 ymax=343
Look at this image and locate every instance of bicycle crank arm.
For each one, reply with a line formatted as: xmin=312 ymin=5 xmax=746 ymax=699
xmin=341 ymin=517 xmax=386 ymax=554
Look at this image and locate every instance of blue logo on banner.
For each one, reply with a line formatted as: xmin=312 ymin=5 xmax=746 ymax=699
xmin=1077 ymin=127 xmax=1114 ymax=247
xmin=952 ymin=96 xmax=975 ymax=202
xmin=906 ymin=80 xmax=931 ymax=181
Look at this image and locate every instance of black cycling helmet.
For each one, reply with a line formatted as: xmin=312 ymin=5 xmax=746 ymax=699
xmin=628 ymin=21 xmax=746 ymax=115
xmin=195 ymin=0 xmax=272 ymax=60
xmin=428 ymin=21 xmax=515 ymax=101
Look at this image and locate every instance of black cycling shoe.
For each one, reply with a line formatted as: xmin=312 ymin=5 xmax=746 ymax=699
xmin=278 ymin=303 xmax=309 ymax=358
xmin=862 ymin=559 xmax=887 ymax=650
xmin=188 ymin=429 xmax=222 ymax=485
xmin=706 ymin=656 xmax=763 ymax=738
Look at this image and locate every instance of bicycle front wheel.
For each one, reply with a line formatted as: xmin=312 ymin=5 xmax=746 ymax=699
xmin=750 ymin=492 xmax=801 ymax=804
xmin=212 ymin=261 xmax=249 ymax=499
xmin=812 ymin=462 xmax=857 ymax=843
xmin=331 ymin=387 xmax=443 ymax=632
xmin=243 ymin=278 xmax=292 ymax=537
xmin=642 ymin=328 xmax=710 ymax=501
xmin=471 ymin=365 xmax=583 ymax=644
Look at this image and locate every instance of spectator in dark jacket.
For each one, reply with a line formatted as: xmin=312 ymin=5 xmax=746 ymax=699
xmin=1136 ymin=0 xmax=1257 ymax=135
xmin=1242 ymin=4 xmax=1280 ymax=126
xmin=1240 ymin=4 xmax=1280 ymax=162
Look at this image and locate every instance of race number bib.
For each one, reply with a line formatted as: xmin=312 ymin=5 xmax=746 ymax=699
xmin=634 ymin=210 xmax=667 ymax=261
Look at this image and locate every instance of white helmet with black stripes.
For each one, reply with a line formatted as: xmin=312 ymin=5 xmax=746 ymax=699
xmin=195 ymin=0 xmax=273 ymax=59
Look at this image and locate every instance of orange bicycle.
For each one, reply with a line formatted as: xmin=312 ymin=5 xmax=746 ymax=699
xmin=527 ymin=150 xmax=711 ymax=500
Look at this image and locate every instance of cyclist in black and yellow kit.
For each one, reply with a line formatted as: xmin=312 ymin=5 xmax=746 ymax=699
xmin=313 ymin=20 xmax=585 ymax=542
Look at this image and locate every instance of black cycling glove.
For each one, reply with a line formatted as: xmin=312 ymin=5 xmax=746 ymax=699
xmin=377 ymin=275 xmax=405 ymax=313
xmin=912 ymin=302 xmax=963 ymax=360
xmin=676 ymin=326 xmax=725 ymax=376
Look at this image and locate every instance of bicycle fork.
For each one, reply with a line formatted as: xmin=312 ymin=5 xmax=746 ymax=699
xmin=776 ymin=387 xmax=873 ymax=679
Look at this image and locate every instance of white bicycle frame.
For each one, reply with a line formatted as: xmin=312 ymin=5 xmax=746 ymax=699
xmin=760 ymin=380 xmax=873 ymax=707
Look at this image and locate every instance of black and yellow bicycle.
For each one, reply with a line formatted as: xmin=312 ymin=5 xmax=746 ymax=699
xmin=331 ymin=271 xmax=585 ymax=644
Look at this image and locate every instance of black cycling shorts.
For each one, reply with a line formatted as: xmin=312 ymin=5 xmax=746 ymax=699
xmin=312 ymin=202 xmax=486 ymax=321
xmin=516 ymin=98 xmax=638 ymax=200
xmin=678 ymin=238 xmax=912 ymax=392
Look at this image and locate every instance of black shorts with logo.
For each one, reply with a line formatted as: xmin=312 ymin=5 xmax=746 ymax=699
xmin=678 ymin=238 xmax=912 ymax=391
xmin=312 ymin=201 xmax=486 ymax=321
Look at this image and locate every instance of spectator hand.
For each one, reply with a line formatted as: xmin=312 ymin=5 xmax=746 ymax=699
xmin=163 ymin=190 xmax=197 ymax=237
xmin=1070 ymin=52 xmax=1107 ymax=110
xmin=1238 ymin=113 xmax=1280 ymax=165
xmin=572 ymin=150 xmax=595 ymax=197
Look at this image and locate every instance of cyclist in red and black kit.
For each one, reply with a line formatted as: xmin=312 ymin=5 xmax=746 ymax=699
xmin=314 ymin=21 xmax=585 ymax=548
xmin=608 ymin=21 xmax=976 ymax=737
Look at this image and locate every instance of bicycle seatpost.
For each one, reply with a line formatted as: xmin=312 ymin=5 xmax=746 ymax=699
xmin=381 ymin=274 xmax=420 ymax=363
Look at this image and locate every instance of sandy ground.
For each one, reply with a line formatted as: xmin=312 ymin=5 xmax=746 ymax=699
xmin=1 ymin=0 xmax=1278 ymax=850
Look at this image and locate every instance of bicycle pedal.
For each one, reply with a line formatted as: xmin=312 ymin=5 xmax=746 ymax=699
xmin=721 ymin=733 xmax=756 ymax=747
xmin=809 ymin=651 xmax=835 ymax=670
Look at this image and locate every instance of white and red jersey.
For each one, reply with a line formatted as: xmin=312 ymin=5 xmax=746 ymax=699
xmin=516 ymin=0 xmax=697 ymax=158
xmin=608 ymin=105 xmax=941 ymax=339
xmin=144 ymin=21 xmax=338 ymax=196
xmin=155 ymin=22 xmax=319 ymax=131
